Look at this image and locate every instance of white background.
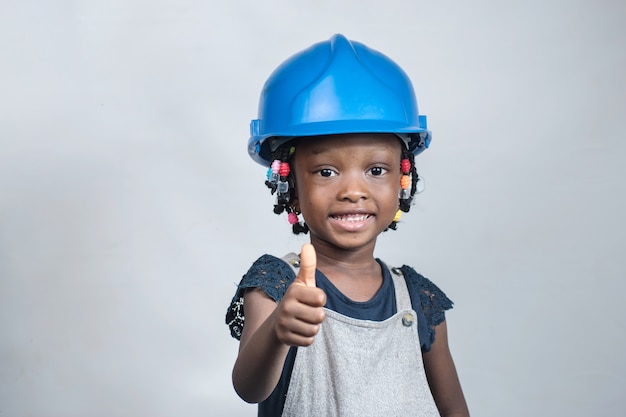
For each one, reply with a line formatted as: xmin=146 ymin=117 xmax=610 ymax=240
xmin=1 ymin=1 xmax=625 ymax=416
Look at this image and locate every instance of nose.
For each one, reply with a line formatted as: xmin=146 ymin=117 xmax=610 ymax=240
xmin=338 ymin=172 xmax=369 ymax=203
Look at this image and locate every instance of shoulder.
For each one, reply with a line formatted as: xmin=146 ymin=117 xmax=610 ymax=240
xmin=240 ymin=254 xmax=298 ymax=301
xmin=400 ymin=265 xmax=453 ymax=315
xmin=225 ymin=254 xmax=297 ymax=340
xmin=398 ymin=264 xmax=454 ymax=351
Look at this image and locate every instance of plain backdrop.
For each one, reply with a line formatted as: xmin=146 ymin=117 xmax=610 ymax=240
xmin=1 ymin=1 xmax=625 ymax=416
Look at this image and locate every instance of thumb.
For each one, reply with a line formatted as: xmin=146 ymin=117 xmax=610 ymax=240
xmin=296 ymin=244 xmax=317 ymax=288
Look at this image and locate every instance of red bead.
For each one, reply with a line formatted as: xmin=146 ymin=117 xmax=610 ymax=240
xmin=279 ymin=162 xmax=290 ymax=177
xmin=401 ymin=159 xmax=411 ymax=174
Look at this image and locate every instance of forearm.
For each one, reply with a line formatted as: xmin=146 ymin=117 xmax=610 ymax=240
xmin=433 ymin=386 xmax=469 ymax=417
xmin=423 ymin=321 xmax=469 ymax=417
xmin=441 ymin=411 xmax=470 ymax=417
xmin=233 ymin=252 xmax=325 ymax=403
xmin=232 ymin=311 xmax=290 ymax=403
xmin=428 ymin=358 xmax=469 ymax=417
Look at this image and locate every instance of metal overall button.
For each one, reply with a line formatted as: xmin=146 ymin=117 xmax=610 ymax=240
xmin=402 ymin=313 xmax=414 ymax=327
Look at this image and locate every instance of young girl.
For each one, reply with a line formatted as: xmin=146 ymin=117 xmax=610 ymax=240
xmin=226 ymin=34 xmax=469 ymax=417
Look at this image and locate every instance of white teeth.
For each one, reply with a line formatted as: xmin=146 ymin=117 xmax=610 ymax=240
xmin=333 ymin=214 xmax=370 ymax=222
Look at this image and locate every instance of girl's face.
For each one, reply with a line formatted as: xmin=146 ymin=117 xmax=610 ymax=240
xmin=292 ymin=133 xmax=403 ymax=253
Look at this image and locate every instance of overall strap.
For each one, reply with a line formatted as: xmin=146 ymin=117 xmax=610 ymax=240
xmin=387 ymin=265 xmax=413 ymax=312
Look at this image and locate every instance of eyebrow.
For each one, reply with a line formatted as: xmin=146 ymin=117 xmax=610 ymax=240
xmin=309 ymin=146 xmax=332 ymax=155
xmin=308 ymin=146 xmax=398 ymax=157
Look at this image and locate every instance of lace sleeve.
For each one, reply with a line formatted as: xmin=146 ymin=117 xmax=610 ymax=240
xmin=400 ymin=265 xmax=453 ymax=352
xmin=225 ymin=254 xmax=296 ymax=340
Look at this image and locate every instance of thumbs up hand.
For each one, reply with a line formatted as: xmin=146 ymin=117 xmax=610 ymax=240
xmin=273 ymin=244 xmax=326 ymax=347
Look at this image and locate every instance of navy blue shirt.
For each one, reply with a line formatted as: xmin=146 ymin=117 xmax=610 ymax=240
xmin=316 ymin=259 xmax=396 ymax=321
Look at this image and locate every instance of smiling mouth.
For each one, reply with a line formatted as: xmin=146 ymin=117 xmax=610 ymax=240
xmin=330 ymin=214 xmax=373 ymax=222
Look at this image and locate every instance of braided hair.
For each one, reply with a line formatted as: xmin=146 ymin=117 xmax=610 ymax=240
xmin=264 ymin=143 xmax=309 ymax=235
xmin=388 ymin=144 xmax=421 ymax=230
xmin=264 ymin=137 xmax=422 ymax=235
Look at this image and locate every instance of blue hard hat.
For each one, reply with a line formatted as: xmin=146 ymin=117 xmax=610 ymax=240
xmin=248 ymin=34 xmax=431 ymax=166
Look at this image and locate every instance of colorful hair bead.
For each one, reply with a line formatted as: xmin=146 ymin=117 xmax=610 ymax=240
xmin=279 ymin=162 xmax=290 ymax=177
xmin=401 ymin=158 xmax=411 ymax=174
xmin=269 ymin=160 xmax=281 ymax=183
xmin=288 ymin=212 xmax=299 ymax=225
xmin=277 ymin=180 xmax=289 ymax=194
xmin=393 ymin=209 xmax=402 ymax=222
xmin=400 ymin=175 xmax=410 ymax=190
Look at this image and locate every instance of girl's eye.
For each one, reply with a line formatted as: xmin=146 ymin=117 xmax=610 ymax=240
xmin=319 ymin=169 xmax=335 ymax=177
xmin=370 ymin=167 xmax=387 ymax=176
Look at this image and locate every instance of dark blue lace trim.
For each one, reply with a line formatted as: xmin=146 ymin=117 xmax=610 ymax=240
xmin=399 ymin=265 xmax=453 ymax=349
xmin=225 ymin=255 xmax=296 ymax=340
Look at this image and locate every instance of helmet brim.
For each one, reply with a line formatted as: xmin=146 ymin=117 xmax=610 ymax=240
xmin=249 ymin=119 xmax=431 ymax=166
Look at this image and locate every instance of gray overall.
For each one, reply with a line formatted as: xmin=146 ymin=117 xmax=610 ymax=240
xmin=281 ymin=254 xmax=441 ymax=417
